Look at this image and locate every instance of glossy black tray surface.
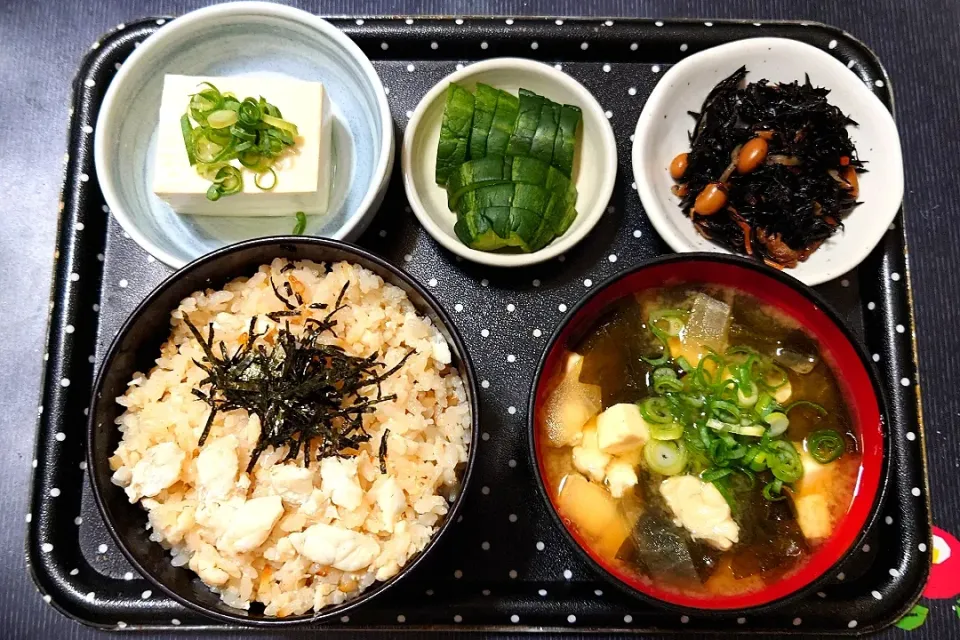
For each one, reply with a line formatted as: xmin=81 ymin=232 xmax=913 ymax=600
xmin=27 ymin=15 xmax=928 ymax=634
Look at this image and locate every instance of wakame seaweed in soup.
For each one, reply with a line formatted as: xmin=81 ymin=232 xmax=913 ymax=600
xmin=539 ymin=285 xmax=860 ymax=599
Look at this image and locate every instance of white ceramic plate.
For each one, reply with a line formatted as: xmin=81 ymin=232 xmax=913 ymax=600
xmin=632 ymin=37 xmax=904 ymax=286
xmin=94 ymin=2 xmax=394 ymax=268
xmin=402 ymin=58 xmax=617 ymax=267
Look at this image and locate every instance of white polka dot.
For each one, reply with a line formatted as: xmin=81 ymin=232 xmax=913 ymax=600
xmin=907 ymin=431 xmax=916 ymax=441
xmin=79 ymin=173 xmax=89 ymax=182
xmin=406 ymin=64 xmax=415 ymax=72
xmin=889 ymin=568 xmax=901 ymax=577
xmin=911 ymin=487 xmax=921 ymax=496
xmin=838 ymin=572 xmax=846 ymax=580
xmin=530 ymin=41 xmax=539 ymax=50
xmin=92 ymin=303 xmax=100 ymax=311
xmin=509 ymin=513 xmax=518 ymax=523
xmin=508 ymin=406 xmax=517 ymax=414
xmin=509 ymin=570 xmax=518 ymax=579
xmin=430 ymin=41 xmax=438 ymax=50
xmin=507 ymin=354 xmax=516 ymax=363
xmin=25 ymin=513 xmax=31 ymax=523
xmin=872 ymin=590 xmax=882 ymax=600
xmin=655 ymin=20 xmax=664 ymax=27
xmin=848 ymin=621 xmax=858 ymax=629
xmin=861 ymin=544 xmax=871 ymax=553
xmin=481 ymin=278 xmax=489 ymax=287
xmin=32 ymin=459 xmax=37 ymax=468
xmin=124 ymin=572 xmax=133 ymax=580
xmin=848 ymin=60 xmax=856 ymax=68
xmin=505 ymin=18 xmax=514 ymax=25
xmin=455 ymin=18 xmax=464 ymax=25
xmin=604 ymin=110 xmax=613 ymax=119
xmin=604 ymin=20 xmax=614 ymax=26
xmin=454 ymin=614 xmax=462 ymax=623
xmin=539 ymin=589 xmax=548 ymax=596
xmin=480 ymin=41 xmax=489 ymax=50
xmin=533 ymin=329 xmax=542 ymax=337
xmin=828 ymin=39 xmax=838 ymax=49
xmin=652 ymin=65 xmax=661 ymax=73
xmin=737 ymin=617 xmax=746 ymax=624
xmin=632 ymin=182 xmax=637 ymax=190
xmin=384 ymin=87 xmax=390 ymax=95
xmin=65 ymin=325 xmax=75 ymax=334
xmin=536 ymin=541 xmax=545 ymax=551
xmin=891 ymin=272 xmax=901 ymax=281
xmin=403 ymin=254 xmax=412 ymax=262
xmin=581 ymin=42 xmax=589 ymax=50
xmin=554 ymin=63 xmax=563 ymax=70
xmin=82 ymin=125 xmax=93 ymax=135
xmin=555 ymin=19 xmax=564 ymax=25
xmin=558 ymin=255 xmax=566 ymax=262
xmin=630 ymin=42 xmax=638 ymax=51
xmin=901 ymin=377 xmax=911 ymax=387
xmin=793 ymin=617 xmax=802 ymax=626
xmin=405 ymin=110 xmax=413 ymax=119
xmin=704 ymin=21 xmax=713 ymax=26
xmin=506 ymin=303 xmax=515 ymax=312
xmin=84 ymin=78 xmax=95 ymax=88
xmin=867 ymin=301 xmax=876 ymax=310
xmin=840 ymin=278 xmax=850 ymax=287
xmin=608 ymin=254 xmax=618 ymax=263
xmin=74 ymin=516 xmax=82 ymax=525
xmin=680 ymin=43 xmax=689 ymax=52
xmin=896 ymin=324 xmax=905 ymax=333
xmin=118 ymin=279 xmax=128 ymax=288
xmin=171 ymin=618 xmax=181 ymax=625
xmin=885 ymin=516 xmax=893 ymax=524
xmin=425 ymin=589 xmax=434 ymax=596
xmin=96 ymin=254 xmax=104 ymax=262
xmin=567 ymin=614 xmax=577 ymax=623
xmin=428 ymin=278 xmax=437 ymax=288
xmin=141 ymin=590 xmax=152 ymax=599
xmin=628 ymin=87 xmax=637 ymax=96
xmin=85 ymin=592 xmax=94 ymax=602
xmin=69 ymin=568 xmax=78 ymax=575
xmin=79 ymin=461 xmax=87 ymax=470
xmin=41 ymin=543 xmax=53 ymax=553
xmin=481 ymin=589 xmax=490 ymax=596
xmin=481 ymin=432 xmax=490 ymax=441
xmin=872 ymin=353 xmax=880 ymax=362
xmin=511 ymin=615 xmax=520 ymax=623
xmin=405 ymin=18 xmax=414 ymax=24
xmin=633 ymin=229 xmax=642 ymax=238
xmin=55 ymin=432 xmax=66 ymax=442
xmin=583 ymin=279 xmax=592 ymax=287
xmin=602 ymin=64 xmax=611 ymax=72
xmin=531 ymin=279 xmax=542 ymax=288
xmin=481 ymin=486 xmax=490 ymax=495
xmin=98 ymin=544 xmax=108 ymax=553
xmin=380 ymin=41 xmax=388 ymax=50
xmin=558 ymin=303 xmax=567 ymax=312
xmin=919 ymin=542 xmax=928 ymax=552
xmin=625 ymin=614 xmax=634 ymax=623
xmin=481 ymin=541 xmax=490 ymax=550
xmin=454 ymin=303 xmax=463 ymax=312
xmin=397 ymin=614 xmax=406 ymax=623
xmin=563 ymin=569 xmax=572 ymax=579
xmin=454 ymin=569 xmax=463 ymax=578
xmin=681 ymin=615 xmax=690 ymax=623
xmin=875 ymin=79 xmax=885 ymax=88
xmin=455 ymin=63 xmax=464 ymax=71
xmin=50 ymin=488 xmax=60 ymax=497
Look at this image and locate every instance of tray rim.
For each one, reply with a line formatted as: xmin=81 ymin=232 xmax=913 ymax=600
xmin=25 ymin=14 xmax=929 ymax=635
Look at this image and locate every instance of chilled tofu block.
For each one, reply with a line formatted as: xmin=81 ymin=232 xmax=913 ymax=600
xmin=596 ymin=403 xmax=650 ymax=454
xmin=152 ymin=74 xmax=333 ymax=216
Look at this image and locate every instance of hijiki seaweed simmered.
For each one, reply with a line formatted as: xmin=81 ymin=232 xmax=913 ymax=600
xmin=185 ymin=279 xmax=412 ymax=474
xmin=670 ymin=67 xmax=864 ymax=268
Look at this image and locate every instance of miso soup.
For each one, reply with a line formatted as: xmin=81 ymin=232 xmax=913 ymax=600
xmin=538 ymin=285 xmax=861 ymax=601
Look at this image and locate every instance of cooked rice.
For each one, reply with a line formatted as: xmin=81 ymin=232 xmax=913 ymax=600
xmin=109 ymin=259 xmax=470 ymax=615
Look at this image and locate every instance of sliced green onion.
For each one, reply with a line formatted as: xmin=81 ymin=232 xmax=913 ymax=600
xmin=650 ymin=422 xmax=685 ymax=441
xmin=261 ymin=113 xmax=299 ymax=136
xmin=676 ymin=356 xmax=694 ymax=373
xmin=293 ymin=211 xmax=307 ymax=235
xmin=806 ymin=429 xmax=846 ymax=463
xmin=785 ymin=400 xmax=828 ymax=417
xmin=754 ymin=392 xmax=779 ymax=418
xmin=644 ymin=440 xmax=687 ymax=476
xmin=180 ymin=114 xmax=196 ymax=165
xmin=764 ymin=411 xmax=790 ymax=437
xmin=762 ymin=479 xmax=787 ymax=501
xmin=765 ymin=440 xmax=804 ymax=483
xmin=238 ymin=98 xmax=262 ymax=126
xmin=701 ymin=467 xmax=733 ymax=483
xmin=638 ymin=397 xmax=673 ymax=424
xmin=254 ymin=168 xmax=278 ymax=191
xmin=207 ymin=109 xmax=239 ymax=129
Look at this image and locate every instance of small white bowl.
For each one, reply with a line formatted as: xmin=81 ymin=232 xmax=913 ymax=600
xmin=632 ymin=37 xmax=904 ymax=286
xmin=95 ymin=2 xmax=394 ymax=268
xmin=402 ymin=58 xmax=617 ymax=267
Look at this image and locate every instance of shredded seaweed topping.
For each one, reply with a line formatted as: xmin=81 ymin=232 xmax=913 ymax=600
xmin=672 ymin=66 xmax=864 ymax=268
xmin=185 ymin=280 xmax=413 ymax=473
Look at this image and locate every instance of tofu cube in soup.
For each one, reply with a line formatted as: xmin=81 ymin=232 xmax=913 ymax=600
xmin=543 ymin=354 xmax=602 ymax=447
xmin=572 ymin=421 xmax=611 ymax=482
xmin=596 ymin=403 xmax=650 ymax=454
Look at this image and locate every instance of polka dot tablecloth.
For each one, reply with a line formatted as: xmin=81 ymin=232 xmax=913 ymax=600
xmin=27 ymin=16 xmax=927 ymax=634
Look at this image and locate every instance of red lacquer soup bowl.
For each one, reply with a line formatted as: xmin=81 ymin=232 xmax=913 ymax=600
xmin=527 ymin=253 xmax=890 ymax=614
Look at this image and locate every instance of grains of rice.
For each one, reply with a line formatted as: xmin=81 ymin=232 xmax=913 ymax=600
xmin=110 ymin=260 xmax=470 ymax=616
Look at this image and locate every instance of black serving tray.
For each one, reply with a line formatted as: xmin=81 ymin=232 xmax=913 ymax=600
xmin=27 ymin=15 xmax=929 ymax=635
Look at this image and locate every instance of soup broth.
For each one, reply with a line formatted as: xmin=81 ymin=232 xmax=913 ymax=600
xmin=539 ymin=285 xmax=861 ymax=600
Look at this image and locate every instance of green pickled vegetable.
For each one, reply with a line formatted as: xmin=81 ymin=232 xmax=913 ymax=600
xmin=552 ymin=104 xmax=582 ymax=177
xmin=445 ymin=155 xmax=513 ymax=209
xmin=457 ymin=183 xmax=517 ymax=213
xmin=529 ymin=99 xmax=560 ymax=164
xmin=435 ymin=83 xmax=475 ymax=185
xmin=469 ymin=83 xmax=500 ymax=160
xmin=506 ymin=89 xmax=544 ymax=157
xmin=485 ymin=90 xmax=519 ymax=156
xmin=509 ymin=155 xmax=552 ymax=187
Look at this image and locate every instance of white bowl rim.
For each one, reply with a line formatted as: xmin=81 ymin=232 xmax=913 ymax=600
xmin=93 ymin=1 xmax=394 ymax=269
xmin=632 ymin=37 xmax=905 ymax=286
xmin=402 ymin=57 xmax=617 ymax=268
